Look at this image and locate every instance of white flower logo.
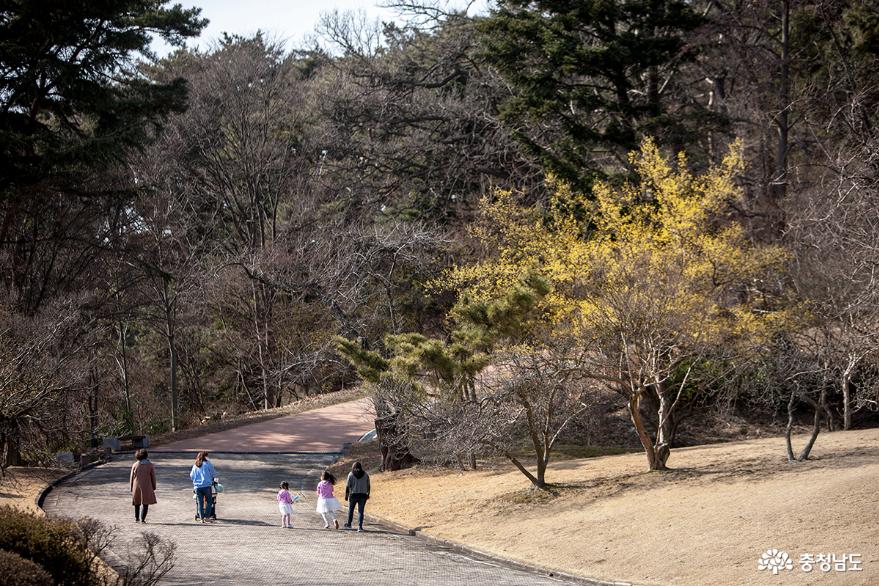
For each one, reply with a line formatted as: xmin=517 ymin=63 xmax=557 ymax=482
xmin=758 ymin=549 xmax=794 ymax=575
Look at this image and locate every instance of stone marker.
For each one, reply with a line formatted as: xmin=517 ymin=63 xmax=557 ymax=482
xmin=55 ymin=451 xmax=75 ymax=464
xmin=102 ymin=436 xmax=121 ymax=452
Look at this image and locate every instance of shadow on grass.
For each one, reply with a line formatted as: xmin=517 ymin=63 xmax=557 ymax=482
xmin=496 ymin=443 xmax=879 ymax=506
xmin=468 ymin=445 xmax=640 ymax=480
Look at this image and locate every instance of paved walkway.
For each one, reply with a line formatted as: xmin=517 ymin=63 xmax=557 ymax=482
xmin=43 ymin=454 xmax=572 ymax=585
xmin=153 ymin=398 xmax=375 ymax=453
xmin=43 ymin=398 xmax=581 ymax=585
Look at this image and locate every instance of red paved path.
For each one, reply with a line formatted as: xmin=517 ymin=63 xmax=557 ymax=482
xmin=153 ymin=398 xmax=375 ymax=453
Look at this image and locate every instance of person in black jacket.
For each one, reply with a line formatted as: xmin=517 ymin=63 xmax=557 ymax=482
xmin=344 ymin=461 xmax=370 ymax=532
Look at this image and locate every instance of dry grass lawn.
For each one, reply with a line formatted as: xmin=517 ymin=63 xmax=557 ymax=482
xmin=366 ymin=429 xmax=879 ymax=585
xmin=0 ymin=466 xmax=68 ymax=514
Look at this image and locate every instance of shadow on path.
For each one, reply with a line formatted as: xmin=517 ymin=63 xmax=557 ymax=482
xmin=42 ymin=452 xmax=582 ymax=585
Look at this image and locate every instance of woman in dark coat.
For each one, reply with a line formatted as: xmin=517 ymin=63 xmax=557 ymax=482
xmin=130 ymin=449 xmax=157 ymax=523
xmin=344 ymin=461 xmax=370 ymax=532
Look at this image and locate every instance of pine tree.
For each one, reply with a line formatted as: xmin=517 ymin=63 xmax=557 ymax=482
xmin=0 ymin=0 xmax=207 ymax=193
xmin=479 ymin=0 xmax=720 ymax=189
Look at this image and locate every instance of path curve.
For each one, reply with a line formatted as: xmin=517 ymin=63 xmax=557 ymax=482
xmin=43 ymin=399 xmax=582 ymax=585
xmin=154 ymin=398 xmax=375 ymax=453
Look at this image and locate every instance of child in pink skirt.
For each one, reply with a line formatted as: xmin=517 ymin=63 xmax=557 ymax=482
xmin=277 ymin=481 xmax=294 ymax=528
xmin=315 ymin=471 xmax=341 ymax=529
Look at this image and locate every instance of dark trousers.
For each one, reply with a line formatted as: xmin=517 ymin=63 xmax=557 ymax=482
xmin=347 ymin=493 xmax=367 ymax=529
xmin=196 ymin=486 xmax=213 ymax=519
xmin=134 ymin=504 xmax=149 ymax=521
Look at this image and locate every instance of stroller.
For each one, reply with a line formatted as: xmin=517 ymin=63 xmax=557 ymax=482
xmin=194 ymin=478 xmax=222 ymax=521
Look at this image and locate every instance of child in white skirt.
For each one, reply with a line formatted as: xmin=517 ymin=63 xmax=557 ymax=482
xmin=315 ymin=471 xmax=341 ymax=529
xmin=277 ymin=481 xmax=294 ymax=528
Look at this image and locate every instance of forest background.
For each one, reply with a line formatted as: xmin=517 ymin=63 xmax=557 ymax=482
xmin=2 ymin=0 xmax=878 ymax=481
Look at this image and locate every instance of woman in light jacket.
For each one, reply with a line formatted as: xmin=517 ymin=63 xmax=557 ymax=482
xmin=190 ymin=451 xmax=216 ymax=523
xmin=130 ymin=449 xmax=157 ymax=523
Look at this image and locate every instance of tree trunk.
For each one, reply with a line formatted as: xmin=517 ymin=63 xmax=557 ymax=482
xmin=2 ymin=434 xmax=22 ymax=468
xmin=256 ymin=327 xmax=270 ymax=411
xmin=798 ymin=387 xmax=826 ymax=461
xmin=842 ymin=365 xmax=853 ymax=430
xmin=374 ymin=411 xmax=419 ymax=472
xmin=707 ymin=74 xmax=727 ymax=161
xmin=88 ymin=393 xmax=99 ymax=448
xmin=653 ymin=383 xmax=673 ymax=469
xmin=467 ymin=378 xmax=477 ymax=403
xmin=467 ymin=378 xmax=478 ymax=470
xmin=504 ymin=452 xmax=544 ymax=489
xmin=252 ymin=282 xmax=273 ymax=410
xmin=759 ymin=0 xmax=790 ymax=237
xmin=536 ymin=450 xmax=547 ymax=488
xmin=118 ymin=322 xmax=131 ymax=416
xmin=162 ymin=280 xmax=179 ymax=432
xmin=520 ymin=392 xmax=549 ymax=485
xmin=785 ymin=389 xmax=796 ymax=462
xmin=629 ymin=392 xmax=665 ymax=471
xmin=774 ymin=0 xmax=790 ymax=203
xmin=88 ymin=356 xmax=100 ymax=448
xmin=168 ymin=330 xmax=178 ymax=432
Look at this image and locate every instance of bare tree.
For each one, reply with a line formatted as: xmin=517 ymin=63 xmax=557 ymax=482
xmin=315 ymin=7 xmax=543 ymax=223
xmin=475 ymin=348 xmax=590 ymax=489
xmin=126 ymin=156 xmax=212 ymax=431
xmin=0 ymin=301 xmax=93 ymax=470
xmin=76 ymin=517 xmax=176 ymax=586
xmin=786 ymin=92 xmax=879 ymax=430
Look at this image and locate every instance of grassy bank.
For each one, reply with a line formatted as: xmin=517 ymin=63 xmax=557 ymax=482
xmin=363 ymin=429 xmax=879 ymax=585
xmin=0 ymin=467 xmax=68 ymax=514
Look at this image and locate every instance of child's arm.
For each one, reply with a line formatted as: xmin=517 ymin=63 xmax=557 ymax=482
xmin=150 ymin=464 xmax=156 ymax=490
xmin=130 ymin=464 xmax=135 ymax=493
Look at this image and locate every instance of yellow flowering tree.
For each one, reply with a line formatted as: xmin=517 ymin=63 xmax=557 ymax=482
xmin=441 ymin=139 xmax=787 ymax=471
